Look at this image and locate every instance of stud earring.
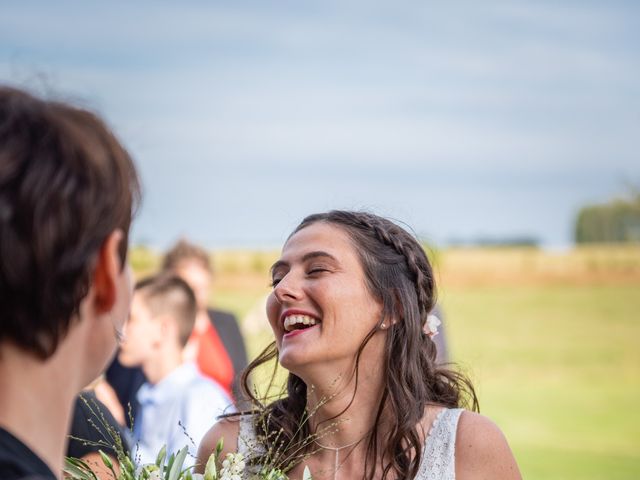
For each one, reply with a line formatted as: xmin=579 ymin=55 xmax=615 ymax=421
xmin=381 ymin=323 xmax=386 ymax=328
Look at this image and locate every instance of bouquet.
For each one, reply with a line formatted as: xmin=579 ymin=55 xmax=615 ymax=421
xmin=65 ymin=435 xmax=312 ymax=480
xmin=64 ymin=398 xmax=316 ymax=480
xmin=66 ymin=440 xmax=311 ymax=480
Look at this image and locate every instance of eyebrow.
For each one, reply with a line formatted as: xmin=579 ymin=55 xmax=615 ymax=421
xmin=270 ymin=251 xmax=338 ymax=274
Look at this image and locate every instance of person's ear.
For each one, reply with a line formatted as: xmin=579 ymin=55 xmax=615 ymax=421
xmin=93 ymin=230 xmax=125 ymax=313
xmin=148 ymin=314 xmax=168 ymax=347
xmin=158 ymin=314 xmax=170 ymax=335
xmin=155 ymin=314 xmax=177 ymax=347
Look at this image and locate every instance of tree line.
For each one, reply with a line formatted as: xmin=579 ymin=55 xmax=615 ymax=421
xmin=575 ymin=193 xmax=640 ymax=243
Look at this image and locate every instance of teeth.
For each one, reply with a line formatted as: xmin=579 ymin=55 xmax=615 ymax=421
xmin=284 ymin=315 xmax=318 ymax=331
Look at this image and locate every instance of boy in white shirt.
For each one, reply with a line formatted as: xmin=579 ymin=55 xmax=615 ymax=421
xmin=118 ymin=274 xmax=231 ymax=466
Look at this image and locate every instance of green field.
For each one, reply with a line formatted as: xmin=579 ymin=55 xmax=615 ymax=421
xmin=440 ymin=284 xmax=640 ymax=479
xmin=132 ymin=246 xmax=640 ymax=479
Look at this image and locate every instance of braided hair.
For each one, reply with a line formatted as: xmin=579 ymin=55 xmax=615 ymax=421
xmin=239 ymin=210 xmax=478 ymax=480
xmin=306 ymin=211 xmax=437 ymax=330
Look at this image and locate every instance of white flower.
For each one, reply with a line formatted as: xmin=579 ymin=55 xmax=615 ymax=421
xmin=141 ymin=464 xmax=162 ymax=480
xmin=219 ymin=452 xmax=246 ymax=480
xmin=425 ymin=314 xmax=441 ymax=337
xmin=220 ymin=473 xmax=241 ymax=480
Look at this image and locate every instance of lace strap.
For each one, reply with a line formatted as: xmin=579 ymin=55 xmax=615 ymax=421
xmin=237 ymin=415 xmax=268 ymax=479
xmin=237 ymin=414 xmax=258 ymax=457
xmin=416 ymin=408 xmax=464 ymax=480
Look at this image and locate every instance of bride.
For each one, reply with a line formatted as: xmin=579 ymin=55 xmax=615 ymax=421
xmin=197 ymin=211 xmax=521 ymax=479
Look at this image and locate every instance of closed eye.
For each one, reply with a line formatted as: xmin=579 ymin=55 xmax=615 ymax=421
xmin=307 ymin=267 xmax=330 ymax=275
xmin=270 ymin=266 xmax=288 ymax=288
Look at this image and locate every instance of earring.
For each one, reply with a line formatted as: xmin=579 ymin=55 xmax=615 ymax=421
xmin=381 ymin=323 xmax=386 ymax=329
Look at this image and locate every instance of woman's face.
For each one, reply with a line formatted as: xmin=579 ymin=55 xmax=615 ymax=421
xmin=267 ymin=222 xmax=384 ymax=374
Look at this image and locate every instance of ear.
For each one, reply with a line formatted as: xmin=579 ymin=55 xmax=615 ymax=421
xmin=158 ymin=314 xmax=171 ymax=335
xmin=93 ymin=230 xmax=125 ymax=313
xmin=148 ymin=314 xmax=169 ymax=347
xmin=155 ymin=314 xmax=178 ymax=347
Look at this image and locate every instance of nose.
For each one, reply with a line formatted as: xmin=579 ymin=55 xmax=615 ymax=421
xmin=273 ymin=271 xmax=303 ymax=304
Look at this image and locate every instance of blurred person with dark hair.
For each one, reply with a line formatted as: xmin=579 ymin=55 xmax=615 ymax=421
xmin=0 ymin=86 xmax=140 ymax=479
xmin=118 ymin=274 xmax=231 ymax=467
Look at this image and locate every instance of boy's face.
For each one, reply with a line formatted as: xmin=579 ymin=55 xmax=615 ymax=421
xmin=118 ymin=293 xmax=159 ymax=367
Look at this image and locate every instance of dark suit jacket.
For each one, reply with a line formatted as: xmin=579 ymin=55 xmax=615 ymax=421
xmin=208 ymin=308 xmax=248 ymax=399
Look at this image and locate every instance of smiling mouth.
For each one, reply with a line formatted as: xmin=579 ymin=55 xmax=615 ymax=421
xmin=283 ymin=314 xmax=320 ymax=332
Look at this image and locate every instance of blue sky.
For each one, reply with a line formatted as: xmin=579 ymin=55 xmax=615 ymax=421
xmin=2 ymin=1 xmax=639 ymax=248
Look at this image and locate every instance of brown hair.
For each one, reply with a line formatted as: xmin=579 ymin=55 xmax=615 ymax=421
xmin=135 ymin=274 xmax=197 ymax=347
xmin=0 ymin=86 xmax=141 ymax=359
xmin=162 ymin=239 xmax=212 ymax=274
xmin=240 ymin=211 xmax=478 ymax=479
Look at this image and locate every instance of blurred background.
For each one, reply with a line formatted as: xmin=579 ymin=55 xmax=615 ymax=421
xmin=2 ymin=1 xmax=639 ymax=478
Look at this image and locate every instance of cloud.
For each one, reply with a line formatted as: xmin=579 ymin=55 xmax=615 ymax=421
xmin=2 ymin=0 xmax=638 ymax=246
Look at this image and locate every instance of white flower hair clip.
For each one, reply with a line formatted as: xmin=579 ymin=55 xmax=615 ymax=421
xmin=424 ymin=314 xmax=441 ymax=338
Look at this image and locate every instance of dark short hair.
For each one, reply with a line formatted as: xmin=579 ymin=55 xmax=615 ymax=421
xmin=135 ymin=274 xmax=197 ymax=347
xmin=162 ymin=239 xmax=212 ymax=274
xmin=0 ymin=86 xmax=141 ymax=359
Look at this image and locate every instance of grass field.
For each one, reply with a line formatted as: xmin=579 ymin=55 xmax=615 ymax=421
xmin=441 ymin=284 xmax=640 ymax=479
xmin=131 ymin=244 xmax=640 ymax=479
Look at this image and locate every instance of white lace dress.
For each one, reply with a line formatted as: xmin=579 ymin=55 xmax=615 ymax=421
xmin=237 ymin=408 xmax=463 ymax=480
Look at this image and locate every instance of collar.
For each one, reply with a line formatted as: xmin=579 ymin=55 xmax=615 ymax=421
xmin=137 ymin=362 xmax=200 ymax=405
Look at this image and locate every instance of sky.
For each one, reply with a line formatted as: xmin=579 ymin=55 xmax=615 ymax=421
xmin=1 ymin=1 xmax=639 ymax=248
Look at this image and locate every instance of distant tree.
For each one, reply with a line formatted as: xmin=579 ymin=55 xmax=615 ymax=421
xmin=445 ymin=236 xmax=539 ymax=248
xmin=575 ymin=193 xmax=640 ymax=243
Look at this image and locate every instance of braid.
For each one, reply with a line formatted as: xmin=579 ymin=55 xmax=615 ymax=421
xmin=349 ymin=213 xmax=436 ymax=323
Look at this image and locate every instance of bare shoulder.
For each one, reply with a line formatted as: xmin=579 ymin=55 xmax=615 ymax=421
xmin=194 ymin=417 xmax=241 ymax=473
xmin=455 ymin=411 xmax=522 ymax=480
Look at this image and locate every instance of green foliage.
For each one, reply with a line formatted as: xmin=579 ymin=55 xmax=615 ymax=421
xmin=155 ymin=445 xmax=167 ymax=467
xmin=64 ymin=457 xmax=99 ymax=480
xmin=575 ymin=194 xmax=640 ymax=243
